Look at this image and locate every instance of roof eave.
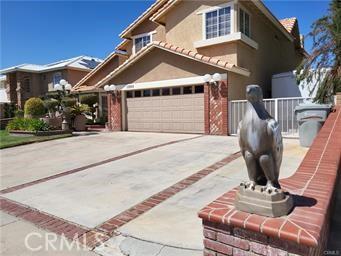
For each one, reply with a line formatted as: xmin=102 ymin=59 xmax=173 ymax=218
xmin=119 ymin=0 xmax=168 ymax=39
xmin=251 ymin=0 xmax=295 ymax=42
xmin=93 ymin=43 xmax=250 ymax=89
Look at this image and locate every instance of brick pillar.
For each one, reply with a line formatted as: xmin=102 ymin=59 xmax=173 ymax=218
xmin=107 ymin=93 xmax=122 ymax=131
xmin=204 ymin=80 xmax=228 ymax=135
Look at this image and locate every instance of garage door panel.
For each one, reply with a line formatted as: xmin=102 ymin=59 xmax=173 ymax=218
xmin=127 ymin=93 xmax=204 ymax=134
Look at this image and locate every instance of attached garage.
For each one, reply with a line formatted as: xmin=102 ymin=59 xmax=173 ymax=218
xmin=126 ymin=85 xmax=204 ymax=134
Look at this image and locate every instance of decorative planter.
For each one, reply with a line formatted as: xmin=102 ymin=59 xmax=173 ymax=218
xmin=73 ymin=115 xmax=87 ymax=131
xmin=41 ymin=117 xmax=62 ymax=130
xmin=9 ymin=130 xmax=72 ymax=137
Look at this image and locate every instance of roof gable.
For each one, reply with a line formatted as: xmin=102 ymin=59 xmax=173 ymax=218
xmin=119 ymin=0 xmax=168 ymax=39
xmin=151 ymin=0 xmax=295 ymax=42
xmin=75 ymin=41 xmax=249 ymax=91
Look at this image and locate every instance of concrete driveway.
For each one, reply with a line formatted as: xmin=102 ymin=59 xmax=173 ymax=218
xmin=0 ymin=132 xmax=199 ymax=190
xmin=0 ymin=132 xmax=307 ymax=256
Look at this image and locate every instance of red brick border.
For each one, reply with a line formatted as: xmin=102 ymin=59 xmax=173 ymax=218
xmin=199 ymin=106 xmax=341 ymax=255
xmin=96 ymin=151 xmax=241 ymax=234
xmin=0 ymin=151 xmax=241 ymax=249
xmin=0 ymin=135 xmax=202 ymax=194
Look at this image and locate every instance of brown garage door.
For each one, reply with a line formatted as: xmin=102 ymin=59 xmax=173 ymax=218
xmin=127 ymin=88 xmax=204 ymax=134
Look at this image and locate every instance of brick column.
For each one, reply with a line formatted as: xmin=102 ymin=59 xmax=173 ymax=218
xmin=107 ymin=93 xmax=122 ymax=131
xmin=204 ymin=80 xmax=228 ymax=135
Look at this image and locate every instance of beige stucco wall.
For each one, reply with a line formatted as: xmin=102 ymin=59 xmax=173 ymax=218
xmin=165 ymin=1 xmax=224 ymax=50
xmin=80 ymin=56 xmax=124 ymax=87
xmin=234 ymin=2 xmax=303 ymax=98
xmin=130 ymin=19 xmax=166 ymax=42
xmin=161 ymin=0 xmax=303 ymax=98
xmin=109 ymin=48 xmax=226 ymax=85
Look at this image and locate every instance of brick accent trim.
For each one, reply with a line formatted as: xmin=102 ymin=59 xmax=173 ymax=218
xmin=0 ymin=151 xmax=241 ymax=250
xmin=107 ymin=93 xmax=122 ymax=131
xmin=199 ymin=106 xmax=341 ymax=255
xmin=0 ymin=136 xmax=202 ymax=194
xmin=204 ymin=80 xmax=228 ymax=136
xmin=97 ymin=151 xmax=241 ymax=234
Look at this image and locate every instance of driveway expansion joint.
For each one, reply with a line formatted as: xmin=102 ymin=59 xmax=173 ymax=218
xmin=96 ymin=151 xmax=241 ymax=235
xmin=0 ymin=150 xmax=241 ymax=251
xmin=0 ymin=135 xmax=203 ymax=195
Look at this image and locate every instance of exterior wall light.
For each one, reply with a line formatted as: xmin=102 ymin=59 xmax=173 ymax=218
xmin=109 ymin=84 xmax=117 ymax=91
xmin=104 ymin=85 xmax=110 ymax=92
xmin=203 ymin=74 xmax=212 ymax=83
xmin=212 ymin=73 xmax=222 ymax=82
xmin=104 ymin=84 xmax=121 ymax=98
xmin=203 ymin=73 xmax=222 ymax=86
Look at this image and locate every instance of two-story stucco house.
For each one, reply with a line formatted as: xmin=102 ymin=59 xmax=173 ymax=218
xmin=73 ymin=0 xmax=306 ymax=135
xmin=1 ymin=56 xmax=102 ymax=108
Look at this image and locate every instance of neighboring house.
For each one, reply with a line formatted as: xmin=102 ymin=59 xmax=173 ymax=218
xmin=73 ymin=0 xmax=306 ymax=135
xmin=0 ymin=56 xmax=102 ymax=108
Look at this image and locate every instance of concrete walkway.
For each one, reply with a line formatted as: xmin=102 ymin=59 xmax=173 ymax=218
xmin=0 ymin=212 xmax=96 ymax=256
xmin=95 ymin=140 xmax=308 ymax=256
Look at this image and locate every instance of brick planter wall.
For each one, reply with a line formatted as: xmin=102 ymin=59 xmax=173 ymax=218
xmin=107 ymin=93 xmax=122 ymax=131
xmin=199 ymin=106 xmax=341 ymax=256
xmin=204 ymin=80 xmax=228 ymax=136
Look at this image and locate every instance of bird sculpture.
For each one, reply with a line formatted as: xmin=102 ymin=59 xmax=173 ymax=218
xmin=238 ymin=85 xmax=283 ymax=194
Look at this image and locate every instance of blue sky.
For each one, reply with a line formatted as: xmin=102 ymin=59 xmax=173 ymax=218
xmin=0 ymin=0 xmax=330 ymax=69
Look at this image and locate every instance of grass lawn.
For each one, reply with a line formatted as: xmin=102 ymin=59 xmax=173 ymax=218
xmin=0 ymin=130 xmax=73 ymax=149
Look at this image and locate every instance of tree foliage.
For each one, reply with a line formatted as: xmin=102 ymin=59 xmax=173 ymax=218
xmin=296 ymin=0 xmax=341 ymax=103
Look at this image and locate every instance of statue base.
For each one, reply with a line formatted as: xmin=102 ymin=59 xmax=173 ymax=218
xmin=234 ymin=184 xmax=294 ymax=217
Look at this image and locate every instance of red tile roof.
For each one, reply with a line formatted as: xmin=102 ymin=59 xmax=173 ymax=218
xmin=280 ymin=17 xmax=297 ymax=34
xmin=84 ymin=41 xmax=249 ymax=90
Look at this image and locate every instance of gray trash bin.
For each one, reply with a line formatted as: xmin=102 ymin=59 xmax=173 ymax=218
xmin=295 ymin=103 xmax=331 ymax=147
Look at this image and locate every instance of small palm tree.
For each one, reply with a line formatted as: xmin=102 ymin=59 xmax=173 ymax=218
xmin=297 ymin=0 xmax=340 ymax=103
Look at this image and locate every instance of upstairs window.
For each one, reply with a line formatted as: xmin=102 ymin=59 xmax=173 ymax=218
xmin=239 ymin=8 xmax=250 ymax=37
xmin=205 ymin=6 xmax=231 ymax=39
xmin=53 ymin=72 xmax=62 ymax=85
xmin=133 ymin=35 xmax=151 ymax=54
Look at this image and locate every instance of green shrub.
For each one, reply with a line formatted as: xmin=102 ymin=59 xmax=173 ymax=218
xmin=4 ymin=103 xmax=16 ymax=118
xmin=6 ymin=118 xmax=49 ymax=132
xmin=44 ymin=98 xmax=59 ymax=117
xmin=71 ymin=104 xmax=90 ymax=117
xmin=14 ymin=109 xmax=24 ymax=118
xmin=80 ymin=94 xmax=97 ymax=107
xmin=44 ymin=98 xmax=59 ymax=110
xmin=61 ymin=97 xmax=77 ymax=108
xmin=28 ymin=119 xmax=49 ymax=131
xmin=24 ymin=98 xmax=46 ymax=118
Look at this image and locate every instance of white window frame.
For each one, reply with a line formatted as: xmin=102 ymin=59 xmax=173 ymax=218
xmin=199 ymin=2 xmax=235 ymax=41
xmin=132 ymin=31 xmax=156 ymax=54
xmin=239 ymin=6 xmax=251 ymax=38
